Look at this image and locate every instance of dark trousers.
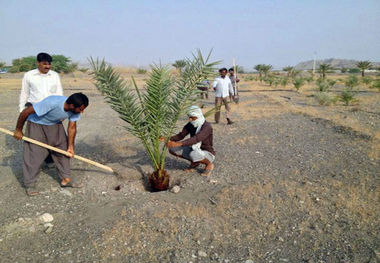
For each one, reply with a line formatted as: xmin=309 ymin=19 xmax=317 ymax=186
xmin=23 ymin=121 xmax=70 ymax=187
xmin=25 ymin=102 xmax=54 ymax=165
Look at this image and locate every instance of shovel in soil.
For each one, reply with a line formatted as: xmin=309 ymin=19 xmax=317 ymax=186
xmin=0 ymin=127 xmax=115 ymax=174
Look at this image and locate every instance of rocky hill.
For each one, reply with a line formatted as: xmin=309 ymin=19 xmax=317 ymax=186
xmin=294 ymin=58 xmax=380 ymax=70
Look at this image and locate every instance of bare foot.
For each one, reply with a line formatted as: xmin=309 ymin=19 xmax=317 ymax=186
xmin=201 ymin=163 xmax=214 ymax=176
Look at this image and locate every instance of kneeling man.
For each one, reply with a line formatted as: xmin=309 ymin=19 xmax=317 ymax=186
xmin=13 ymin=93 xmax=89 ymax=196
xmin=166 ymin=106 xmax=215 ymax=176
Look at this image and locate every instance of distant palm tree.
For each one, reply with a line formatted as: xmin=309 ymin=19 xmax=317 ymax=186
xmin=283 ymin=66 xmax=294 ymax=77
xmin=261 ymin=64 xmax=272 ymax=78
xmin=318 ymin=64 xmax=333 ymax=78
xmin=356 ymin=61 xmax=372 ymax=77
xmin=254 ymin=64 xmax=264 ymax=79
xmin=172 ymin=60 xmax=187 ymax=75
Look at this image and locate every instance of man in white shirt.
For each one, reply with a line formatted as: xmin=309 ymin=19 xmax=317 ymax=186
xmin=212 ymin=68 xmax=234 ymax=124
xmin=19 ymin=52 xmax=63 ymax=112
xmin=19 ymin=52 xmax=63 ymax=167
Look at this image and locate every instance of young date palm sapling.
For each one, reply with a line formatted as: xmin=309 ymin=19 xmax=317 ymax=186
xmin=90 ymin=51 xmax=217 ymax=191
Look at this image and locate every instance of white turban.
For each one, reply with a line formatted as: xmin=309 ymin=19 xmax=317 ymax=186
xmin=187 ymin=105 xmax=205 ymax=128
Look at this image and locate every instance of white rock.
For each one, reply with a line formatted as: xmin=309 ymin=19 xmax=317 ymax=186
xmin=39 ymin=213 xmax=54 ymax=223
xmin=60 ymin=189 xmax=73 ymax=197
xmin=171 ymin=185 xmax=181 ymax=194
xmin=209 ymin=179 xmax=218 ymax=184
xmin=245 ymin=260 xmax=254 ymax=263
xmin=198 ymin=251 xmax=207 ymax=257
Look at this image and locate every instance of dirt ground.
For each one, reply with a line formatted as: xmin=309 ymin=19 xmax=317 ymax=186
xmin=0 ymin=71 xmax=379 ymax=263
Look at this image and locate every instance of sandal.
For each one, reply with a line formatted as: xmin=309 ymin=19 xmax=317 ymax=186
xmin=185 ymin=162 xmax=200 ymax=172
xmin=60 ymin=178 xmax=83 ymax=188
xmin=26 ymin=185 xmax=39 ymax=196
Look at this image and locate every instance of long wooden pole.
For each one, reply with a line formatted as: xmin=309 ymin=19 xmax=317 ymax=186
xmin=0 ymin=127 xmax=114 ymax=173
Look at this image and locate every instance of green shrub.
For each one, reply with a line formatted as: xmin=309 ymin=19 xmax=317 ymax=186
xmin=293 ymin=78 xmax=305 ymax=91
xmin=361 ymin=76 xmax=372 ymax=85
xmin=244 ymin=75 xmax=255 ymax=81
xmin=315 ymin=92 xmax=338 ymax=105
xmin=137 ymin=68 xmax=147 ymax=74
xmin=348 ymin=68 xmax=360 ymax=74
xmin=370 ymin=80 xmax=380 ymax=91
xmin=79 ymin=68 xmax=89 ymax=73
xmin=10 ymin=55 xmax=78 ymax=73
xmin=345 ymin=75 xmax=359 ymax=89
xmin=340 ymin=88 xmax=357 ymax=105
xmin=281 ymin=77 xmax=289 ymax=87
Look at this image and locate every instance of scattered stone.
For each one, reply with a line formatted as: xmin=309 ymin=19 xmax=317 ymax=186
xmin=39 ymin=213 xmax=54 ymax=223
xmin=51 ymin=187 xmax=58 ymax=192
xmin=209 ymin=179 xmax=218 ymax=184
xmin=171 ymin=185 xmax=180 ymax=194
xmin=16 ymin=217 xmax=25 ymax=223
xmin=44 ymin=223 xmax=53 ymax=234
xmin=60 ymin=189 xmax=73 ymax=197
xmin=101 ymin=191 xmax=107 ymax=195
xmin=198 ymin=251 xmax=207 ymax=257
xmin=0 ymin=238 xmax=3 ymax=242
xmin=245 ymin=260 xmax=254 ymax=263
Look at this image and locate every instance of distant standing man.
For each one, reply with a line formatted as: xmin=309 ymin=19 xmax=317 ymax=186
xmin=13 ymin=93 xmax=89 ymax=196
xmin=229 ymin=67 xmax=240 ymax=102
xmin=212 ymin=68 xmax=234 ymax=124
xmin=19 ymin=52 xmax=63 ymax=112
xmin=19 ymin=52 xmax=63 ymax=166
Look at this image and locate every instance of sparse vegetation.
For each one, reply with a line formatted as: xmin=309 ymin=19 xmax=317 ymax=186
xmin=9 ymin=55 xmax=78 ymax=73
xmin=315 ymin=92 xmax=338 ymax=105
xmin=345 ymin=75 xmax=359 ymax=89
xmin=356 ymin=61 xmax=372 ymax=77
xmin=370 ymin=79 xmax=380 ymax=91
xmin=318 ymin=63 xmax=333 ymax=78
xmin=361 ymin=76 xmax=372 ymax=85
xmin=340 ymin=88 xmax=357 ymax=105
xmin=292 ymin=78 xmax=305 ymax=91
xmin=78 ymin=68 xmax=89 ymax=73
xmin=172 ymin=59 xmax=186 ymax=74
xmin=137 ymin=68 xmax=147 ymax=74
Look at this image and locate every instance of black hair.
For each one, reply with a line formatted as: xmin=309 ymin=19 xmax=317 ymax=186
xmin=229 ymin=68 xmax=234 ymax=71
xmin=66 ymin=93 xmax=89 ymax=108
xmin=37 ymin=53 xmax=52 ymax=63
xmin=219 ymin=68 xmax=228 ymax=72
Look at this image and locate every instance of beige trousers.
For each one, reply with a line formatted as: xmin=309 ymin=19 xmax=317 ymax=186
xmin=215 ymin=97 xmax=231 ymax=123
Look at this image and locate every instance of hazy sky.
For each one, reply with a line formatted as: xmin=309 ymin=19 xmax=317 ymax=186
xmin=1 ymin=0 xmax=379 ymax=69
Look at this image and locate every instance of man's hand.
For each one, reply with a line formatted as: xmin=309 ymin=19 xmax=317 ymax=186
xmin=66 ymin=146 xmax=75 ymax=158
xmin=159 ymin=136 xmax=165 ymax=142
xmin=13 ymin=129 xmax=23 ymax=140
xmin=166 ymin=140 xmax=182 ymax=148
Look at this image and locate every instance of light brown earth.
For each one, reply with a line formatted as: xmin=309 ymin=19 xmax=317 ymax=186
xmin=0 ymin=71 xmax=379 ymax=262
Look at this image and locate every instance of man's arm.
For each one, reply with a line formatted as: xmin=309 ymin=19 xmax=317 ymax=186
xmin=228 ymin=79 xmax=235 ymax=97
xmin=19 ymin=74 xmax=30 ymax=112
xmin=14 ymin=106 xmax=35 ymax=140
xmin=67 ymin=121 xmax=77 ymax=157
xmin=166 ymin=125 xmax=190 ymax=148
xmin=56 ymin=74 xmax=63 ymax=96
xmin=212 ymin=79 xmax=218 ymax=91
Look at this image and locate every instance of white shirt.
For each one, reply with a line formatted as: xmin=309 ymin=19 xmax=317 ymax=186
xmin=19 ymin=69 xmax=63 ymax=112
xmin=212 ymin=76 xmax=234 ymax=98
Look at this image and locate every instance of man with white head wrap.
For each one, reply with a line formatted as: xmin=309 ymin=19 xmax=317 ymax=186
xmin=166 ymin=105 xmax=215 ymax=176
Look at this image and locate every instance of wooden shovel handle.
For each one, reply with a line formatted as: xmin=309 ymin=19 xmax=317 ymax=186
xmin=0 ymin=127 xmax=114 ymax=173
